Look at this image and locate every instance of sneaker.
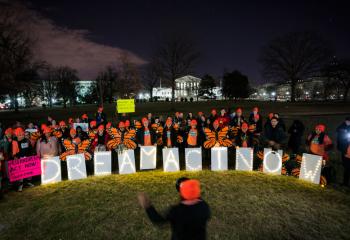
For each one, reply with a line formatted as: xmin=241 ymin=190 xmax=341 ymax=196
xmin=26 ymin=182 xmax=35 ymax=188
xmin=17 ymin=185 xmax=23 ymax=192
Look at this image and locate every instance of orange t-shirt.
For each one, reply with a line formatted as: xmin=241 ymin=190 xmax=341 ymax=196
xmin=187 ymin=129 xmax=198 ymax=146
xmin=143 ymin=128 xmax=152 ymax=146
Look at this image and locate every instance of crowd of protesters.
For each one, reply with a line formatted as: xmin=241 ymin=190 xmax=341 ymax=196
xmin=0 ymin=106 xmax=349 ymax=199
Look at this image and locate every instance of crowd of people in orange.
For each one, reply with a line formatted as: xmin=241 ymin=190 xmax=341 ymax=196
xmin=0 ymin=106 xmax=349 ymax=197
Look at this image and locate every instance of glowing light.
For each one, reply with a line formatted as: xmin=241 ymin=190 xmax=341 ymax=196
xmin=185 ymin=148 xmax=202 ymax=171
xmin=271 ymin=92 xmax=276 ymax=96
xmin=163 ymin=148 xmax=180 ymax=172
xmin=41 ymin=156 xmax=62 ymax=184
xmin=211 ymin=147 xmax=228 ymax=171
xmin=94 ymin=151 xmax=112 ymax=176
xmin=118 ymin=150 xmax=136 ymax=174
xmin=235 ymin=147 xmax=253 ymax=171
xmin=263 ymin=148 xmax=282 ymax=175
xmin=299 ymin=153 xmax=322 ymax=184
xmin=67 ymin=154 xmax=87 ymax=180
xmin=140 ymin=146 xmax=157 ymax=170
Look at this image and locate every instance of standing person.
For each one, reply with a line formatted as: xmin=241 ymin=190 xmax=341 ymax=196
xmin=0 ymin=128 xmax=13 ymax=195
xmin=336 ymin=117 xmax=350 ymax=186
xmin=208 ymin=109 xmax=218 ymax=126
xmin=138 ymin=178 xmax=211 ymax=240
xmin=262 ymin=117 xmax=287 ymax=150
xmin=147 ymin=113 xmax=155 ymax=125
xmin=217 ymin=109 xmax=230 ymax=128
xmin=288 ymin=120 xmax=305 ymax=154
xmin=11 ymin=128 xmax=35 ymax=192
xmin=95 ymin=106 xmax=107 ymax=126
xmin=137 ymin=118 xmax=157 ymax=146
xmin=36 ymin=126 xmax=60 ymax=158
xmin=235 ymin=122 xmax=255 ymax=148
xmin=306 ymin=124 xmax=333 ymax=182
xmin=185 ymin=120 xmax=203 ymax=148
xmin=162 ymin=119 xmax=178 ymax=148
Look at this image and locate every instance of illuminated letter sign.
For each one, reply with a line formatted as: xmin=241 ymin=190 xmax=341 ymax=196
xmin=185 ymin=148 xmax=202 ymax=171
xmin=235 ymin=147 xmax=253 ymax=171
xmin=118 ymin=150 xmax=136 ymax=174
xmin=140 ymin=146 xmax=157 ymax=170
xmin=94 ymin=151 xmax=112 ymax=176
xmin=211 ymin=147 xmax=228 ymax=171
xmin=41 ymin=156 xmax=62 ymax=184
xmin=67 ymin=154 xmax=87 ymax=180
xmin=263 ymin=148 xmax=283 ymax=175
xmin=299 ymin=153 xmax=323 ymax=184
xmin=162 ymin=148 xmax=180 ymax=172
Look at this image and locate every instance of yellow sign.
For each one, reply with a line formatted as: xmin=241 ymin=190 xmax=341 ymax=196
xmin=117 ymin=99 xmax=135 ymax=113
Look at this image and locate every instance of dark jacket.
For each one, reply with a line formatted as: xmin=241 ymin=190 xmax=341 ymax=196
xmin=336 ymin=122 xmax=350 ymax=153
xmin=162 ymin=127 xmax=179 ymax=148
xmin=145 ymin=200 xmax=211 ymax=240
xmin=263 ymin=125 xmax=287 ymax=146
xmin=288 ymin=120 xmax=305 ymax=153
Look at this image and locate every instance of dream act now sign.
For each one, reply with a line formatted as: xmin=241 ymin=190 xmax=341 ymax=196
xmin=30 ymin=147 xmax=324 ymax=186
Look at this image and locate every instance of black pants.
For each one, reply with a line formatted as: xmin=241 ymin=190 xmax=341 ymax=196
xmin=342 ymin=155 xmax=350 ymax=186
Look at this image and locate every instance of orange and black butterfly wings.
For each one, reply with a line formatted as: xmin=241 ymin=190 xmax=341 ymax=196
xmin=123 ymin=129 xmax=137 ymax=149
xmin=107 ymin=127 xmax=122 ymax=150
xmin=218 ymin=126 xmax=233 ymax=147
xmin=203 ymin=128 xmax=216 ymax=149
xmin=63 ymin=139 xmax=75 ymax=151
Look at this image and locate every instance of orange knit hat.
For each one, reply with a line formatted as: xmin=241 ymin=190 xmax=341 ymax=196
xmin=180 ymin=179 xmax=201 ymax=200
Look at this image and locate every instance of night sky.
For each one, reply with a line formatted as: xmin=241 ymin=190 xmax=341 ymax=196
xmin=28 ymin=0 xmax=350 ymax=85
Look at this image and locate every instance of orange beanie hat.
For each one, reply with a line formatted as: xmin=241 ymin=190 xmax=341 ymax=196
xmin=180 ymin=179 xmax=201 ymax=200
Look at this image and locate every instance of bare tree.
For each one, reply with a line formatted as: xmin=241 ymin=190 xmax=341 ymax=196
xmin=96 ymin=65 xmax=118 ymax=106
xmin=154 ymin=34 xmax=200 ymax=103
xmin=55 ymin=66 xmax=79 ymax=108
xmin=141 ymin=58 xmax=163 ymax=99
xmin=259 ymin=31 xmax=332 ymax=102
xmin=117 ymin=52 xmax=141 ymax=98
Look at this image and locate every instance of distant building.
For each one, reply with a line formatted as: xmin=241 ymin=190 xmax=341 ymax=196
xmin=77 ymin=80 xmax=94 ymax=97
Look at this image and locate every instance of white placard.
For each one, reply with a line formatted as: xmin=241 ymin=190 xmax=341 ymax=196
xmin=118 ymin=150 xmax=136 ymax=174
xmin=185 ymin=148 xmax=202 ymax=171
xmin=140 ymin=146 xmax=157 ymax=170
xmin=73 ymin=123 xmax=89 ymax=132
xmin=299 ymin=153 xmax=323 ymax=184
xmin=162 ymin=148 xmax=180 ymax=172
xmin=263 ymin=148 xmax=283 ymax=175
xmin=211 ymin=147 xmax=228 ymax=171
xmin=41 ymin=156 xmax=62 ymax=184
xmin=67 ymin=154 xmax=87 ymax=180
xmin=235 ymin=147 xmax=253 ymax=171
xmin=25 ymin=128 xmax=38 ymax=133
xmin=94 ymin=151 xmax=112 ymax=176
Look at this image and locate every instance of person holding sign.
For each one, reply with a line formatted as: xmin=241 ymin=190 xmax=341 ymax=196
xmin=185 ymin=120 xmax=203 ymax=148
xmin=91 ymin=125 xmax=108 ymax=152
xmin=306 ymin=124 xmax=333 ymax=182
xmin=36 ymin=126 xmax=60 ymax=158
xmin=138 ymin=178 xmax=211 ymax=240
xmin=235 ymin=122 xmax=255 ymax=148
xmin=162 ymin=119 xmax=178 ymax=148
xmin=262 ymin=117 xmax=287 ymax=151
xmin=11 ymin=128 xmax=35 ymax=192
xmin=137 ymin=118 xmax=157 ymax=146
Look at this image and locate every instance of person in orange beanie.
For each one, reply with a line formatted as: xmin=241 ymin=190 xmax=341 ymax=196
xmin=138 ymin=178 xmax=210 ymax=240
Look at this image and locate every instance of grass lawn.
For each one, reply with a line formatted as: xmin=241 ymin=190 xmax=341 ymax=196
xmin=0 ymin=171 xmax=350 ymax=240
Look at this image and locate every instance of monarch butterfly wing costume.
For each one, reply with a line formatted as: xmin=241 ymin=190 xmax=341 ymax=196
xmin=218 ymin=126 xmax=233 ymax=147
xmin=78 ymin=139 xmax=92 ymax=160
xmin=123 ymin=129 xmax=137 ymax=149
xmin=52 ymin=129 xmax=63 ymax=139
xmin=60 ymin=139 xmax=76 ymax=161
xmin=30 ymin=131 xmax=42 ymax=143
xmin=106 ymin=127 xmax=122 ymax=150
xmin=88 ymin=130 xmax=97 ymax=140
xmin=203 ymin=128 xmax=216 ymax=149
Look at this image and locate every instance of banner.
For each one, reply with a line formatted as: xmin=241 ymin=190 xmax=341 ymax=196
xmin=140 ymin=146 xmax=157 ymax=170
xmin=41 ymin=156 xmax=62 ymax=184
xmin=185 ymin=148 xmax=202 ymax=171
xmin=299 ymin=153 xmax=323 ymax=184
xmin=117 ymin=99 xmax=135 ymax=113
xmin=8 ymin=156 xmax=41 ymax=182
xmin=235 ymin=147 xmax=253 ymax=171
